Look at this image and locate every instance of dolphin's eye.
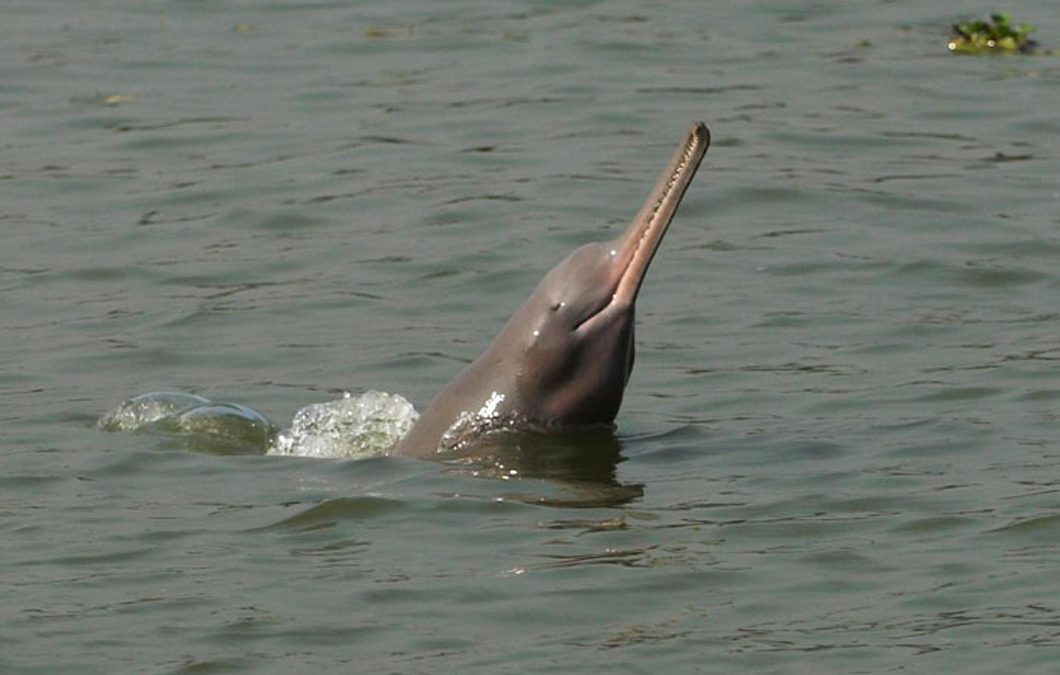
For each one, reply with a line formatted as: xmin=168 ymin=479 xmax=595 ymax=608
xmin=550 ymin=300 xmax=567 ymax=312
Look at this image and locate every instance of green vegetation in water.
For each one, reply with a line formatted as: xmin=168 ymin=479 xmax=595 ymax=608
xmin=364 ymin=25 xmax=415 ymax=39
xmin=949 ymin=13 xmax=1037 ymax=54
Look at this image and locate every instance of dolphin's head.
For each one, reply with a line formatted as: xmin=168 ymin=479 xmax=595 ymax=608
xmin=392 ymin=123 xmax=710 ymax=459
xmin=506 ymin=122 xmax=711 ymax=429
xmin=514 ymin=241 xmax=638 ymax=426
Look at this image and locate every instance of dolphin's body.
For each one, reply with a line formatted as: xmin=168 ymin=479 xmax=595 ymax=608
xmin=393 ymin=122 xmax=710 ymax=458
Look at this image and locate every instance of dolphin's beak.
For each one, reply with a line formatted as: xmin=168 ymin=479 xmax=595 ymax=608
xmin=611 ymin=122 xmax=710 ymax=306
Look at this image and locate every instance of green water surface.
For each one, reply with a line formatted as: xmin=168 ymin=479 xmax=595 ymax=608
xmin=3 ymin=1 xmax=1060 ymax=672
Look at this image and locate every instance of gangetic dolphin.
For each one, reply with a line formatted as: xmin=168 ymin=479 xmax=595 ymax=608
xmin=393 ymin=122 xmax=711 ymax=458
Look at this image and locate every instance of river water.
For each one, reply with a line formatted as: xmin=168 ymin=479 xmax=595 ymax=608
xmin=4 ymin=1 xmax=1060 ymax=673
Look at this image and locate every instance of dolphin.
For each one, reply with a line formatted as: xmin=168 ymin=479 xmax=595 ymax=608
xmin=393 ymin=122 xmax=710 ymax=458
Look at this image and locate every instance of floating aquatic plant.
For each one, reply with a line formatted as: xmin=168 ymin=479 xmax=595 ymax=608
xmin=949 ymin=13 xmax=1037 ymax=54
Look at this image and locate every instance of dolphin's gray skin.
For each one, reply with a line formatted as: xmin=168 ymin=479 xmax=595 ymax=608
xmin=393 ymin=122 xmax=710 ymax=458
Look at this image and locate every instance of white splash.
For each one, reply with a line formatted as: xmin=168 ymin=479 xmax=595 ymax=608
xmin=478 ymin=390 xmax=505 ymax=419
xmin=99 ymin=389 xmax=419 ymax=459
xmin=438 ymin=391 xmax=512 ymax=453
xmin=268 ymin=390 xmax=419 ymax=460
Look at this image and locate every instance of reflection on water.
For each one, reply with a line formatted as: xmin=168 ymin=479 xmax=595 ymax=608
xmin=441 ymin=428 xmax=645 ymax=507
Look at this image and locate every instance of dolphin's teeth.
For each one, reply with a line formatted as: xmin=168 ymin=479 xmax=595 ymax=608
xmin=645 ymin=131 xmax=701 ymax=224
